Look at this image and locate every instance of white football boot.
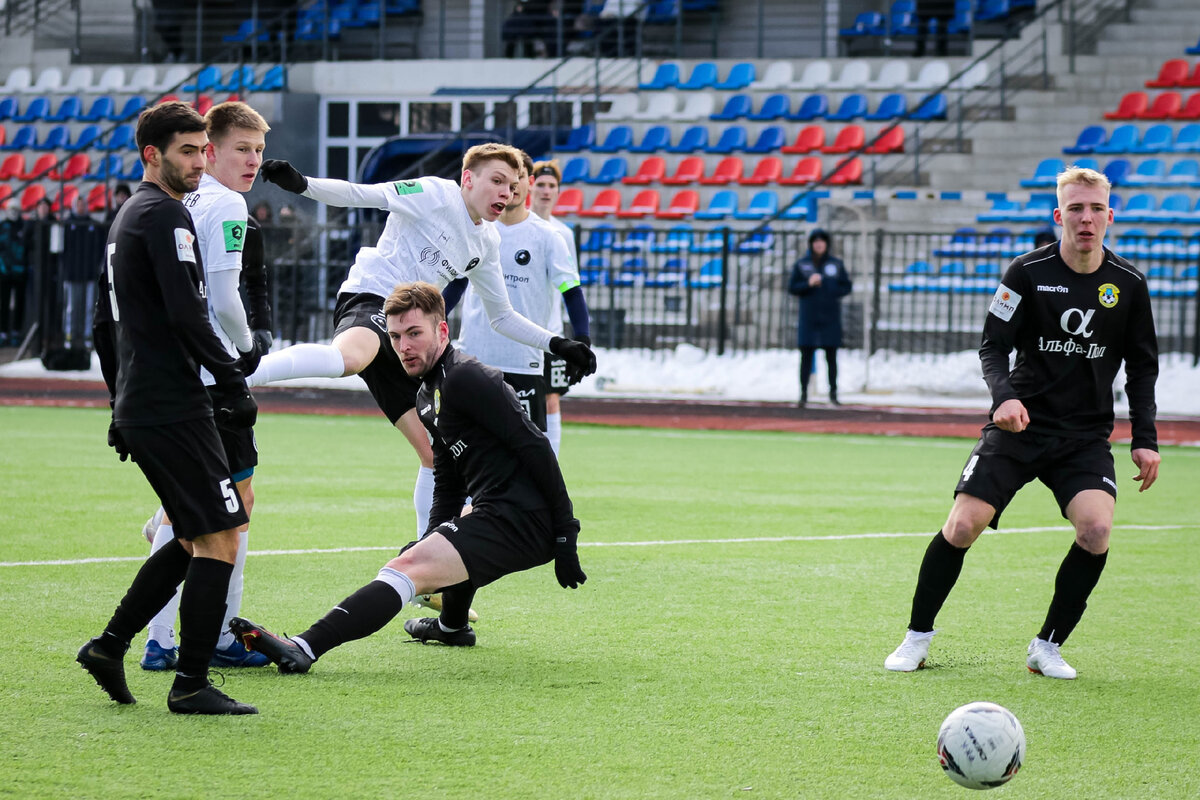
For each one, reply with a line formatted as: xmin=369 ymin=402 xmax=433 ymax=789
xmin=885 ymin=629 xmax=936 ymax=672
xmin=1026 ymin=637 xmax=1076 ymax=679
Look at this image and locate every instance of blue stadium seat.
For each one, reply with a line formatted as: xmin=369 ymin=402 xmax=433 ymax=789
xmin=788 ymin=94 xmax=829 ymax=122
xmin=1020 ymin=158 xmax=1064 ymax=188
xmin=746 ymin=125 xmax=786 ymax=154
xmin=224 ymin=18 xmax=272 ymax=45
xmin=644 ymin=257 xmax=687 ymax=289
xmin=1133 ymin=124 xmax=1173 ymax=154
xmin=118 ymin=157 xmax=144 ymax=181
xmin=908 ymin=94 xmax=948 ymax=121
xmin=14 ymin=96 xmax=49 ymax=123
xmin=693 ymin=190 xmax=738 ymax=220
xmin=713 ymin=62 xmax=755 ymax=90
xmin=688 ymin=258 xmax=724 ymax=288
xmin=865 ymin=93 xmax=907 ymax=121
xmin=1014 ymin=194 xmax=1056 ymax=223
xmin=678 ymin=62 xmax=719 ymax=91
xmin=1164 ymin=158 xmax=1200 ymax=187
xmin=1120 ymin=193 xmax=1156 ymax=223
xmin=826 ymin=94 xmax=867 ymax=121
xmin=733 ymin=190 xmax=779 ymax=220
xmin=69 ymin=124 xmax=103 ymax=150
xmin=110 ymin=96 xmax=147 ymax=122
xmin=667 ymin=125 xmax=708 ymax=153
xmin=736 ymin=227 xmax=775 ymax=252
xmin=706 ymin=125 xmax=748 ymax=154
xmin=639 ymin=62 xmax=680 ymax=91
xmin=651 ymin=224 xmax=694 ymax=253
xmin=45 ymin=95 xmax=81 ymax=122
xmin=693 ymin=229 xmax=727 ymax=253
xmin=218 ymin=65 xmax=257 ymax=93
xmin=946 ymin=0 xmax=974 ymax=35
xmin=747 ymin=93 xmax=790 ymax=121
xmin=585 ymin=156 xmax=627 ymax=184
xmin=34 ymin=124 xmax=69 ymax=150
xmin=0 ymin=96 xmax=15 ymax=121
xmin=610 ymin=256 xmax=647 ymax=287
xmin=1122 ymin=158 xmax=1167 ymax=187
xmin=1102 ymin=158 xmax=1131 ymax=186
xmin=0 ymin=124 xmax=34 ymax=151
xmin=612 ymin=225 xmax=654 ymax=253
xmin=839 ymin=11 xmax=885 ymax=40
xmin=976 ymin=0 xmax=1012 ymax=22
xmin=1093 ymin=124 xmax=1139 ymax=154
xmin=183 ymin=65 xmax=222 ymax=93
xmin=1157 ymin=193 xmax=1198 ymax=223
xmin=99 ymin=124 xmax=135 ymax=151
xmin=558 ymin=124 xmax=595 ymax=153
xmin=1174 ymin=123 xmax=1200 ymax=153
xmin=592 ymin=125 xmax=633 ymax=153
xmin=977 ymin=197 xmax=1022 ymax=223
xmin=580 ymin=224 xmax=615 ymax=253
xmin=1063 ymin=125 xmax=1106 ymax=155
xmin=78 ymin=95 xmax=114 ymax=122
xmin=630 ymin=125 xmax=671 ymax=153
xmin=249 ymin=64 xmax=286 ymax=92
xmin=560 ymin=156 xmax=590 ymax=184
xmin=710 ymin=94 xmax=751 ymax=121
xmin=85 ymin=153 xmax=124 ymax=181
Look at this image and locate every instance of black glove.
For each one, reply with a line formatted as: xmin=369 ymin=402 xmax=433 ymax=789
xmin=550 ymin=335 xmax=596 ymax=380
xmin=211 ymin=383 xmax=258 ymax=429
xmin=252 ymin=328 xmax=273 ymax=355
xmin=562 ymin=334 xmax=592 ymax=386
xmin=236 ymin=334 xmax=268 ymax=377
xmin=260 ymin=159 xmax=308 ymax=194
xmin=107 ymin=421 xmax=130 ymax=462
xmin=553 ymin=521 xmax=587 ymax=589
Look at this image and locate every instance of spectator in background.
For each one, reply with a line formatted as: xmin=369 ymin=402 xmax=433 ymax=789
xmin=502 ymin=0 xmax=556 ymax=57
xmin=107 ymin=183 xmax=133 ymax=222
xmin=251 ymin=200 xmax=273 ymax=225
xmin=0 ymin=204 xmax=27 ymax=346
xmin=787 ymin=229 xmax=853 ymax=407
xmin=1034 ymin=229 xmax=1057 ymax=250
xmin=915 ymin=0 xmax=956 ymax=57
xmin=62 ymin=194 xmax=107 ymax=347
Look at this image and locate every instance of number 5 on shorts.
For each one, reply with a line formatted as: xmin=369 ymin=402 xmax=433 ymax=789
xmin=961 ymin=455 xmax=979 ymax=482
xmin=219 ymin=478 xmax=239 ymax=513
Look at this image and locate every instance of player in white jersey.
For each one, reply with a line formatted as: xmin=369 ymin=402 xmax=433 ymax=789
xmin=453 ymin=151 xmax=589 ymax=433
xmin=138 ymin=102 xmax=273 ymax=671
xmin=243 ymin=143 xmax=596 ymax=538
xmin=529 ymin=159 xmax=583 ymax=454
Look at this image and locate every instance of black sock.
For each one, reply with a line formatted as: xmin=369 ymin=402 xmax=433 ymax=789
xmin=908 ymin=530 xmax=969 ymax=632
xmin=173 ymin=557 xmax=233 ymax=692
xmin=1038 ymin=542 xmax=1108 ymax=645
xmin=298 ymin=581 xmax=406 ymax=659
xmin=439 ymin=581 xmax=476 ymax=630
xmin=100 ymin=537 xmax=192 ymax=652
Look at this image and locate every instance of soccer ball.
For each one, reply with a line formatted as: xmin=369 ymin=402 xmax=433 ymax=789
xmin=937 ymin=702 xmax=1025 ymax=790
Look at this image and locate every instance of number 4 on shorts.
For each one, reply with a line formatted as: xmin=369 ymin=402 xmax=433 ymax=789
xmin=961 ymin=455 xmax=979 ymax=481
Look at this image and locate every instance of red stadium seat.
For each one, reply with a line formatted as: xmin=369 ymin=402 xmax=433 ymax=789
xmin=193 ymin=94 xmax=214 ymax=116
xmin=0 ymin=123 xmax=6 ymax=149
xmin=1104 ymin=91 xmax=1148 ymax=120
xmin=698 ymin=156 xmax=744 ymax=185
xmin=660 ymin=156 xmax=704 ymax=185
xmin=1146 ymin=59 xmax=1189 ymax=88
xmin=1182 ymin=62 xmax=1200 ymax=88
xmin=577 ymin=188 xmax=622 ymax=218
xmin=826 ymin=157 xmax=864 ymax=185
xmin=19 ymin=183 xmax=45 ymax=212
xmin=622 ymin=156 xmax=666 ymax=185
xmin=86 ymin=184 xmax=110 ymax=213
xmin=0 ymin=153 xmax=25 ymax=181
xmin=20 ymin=153 xmax=56 ymax=181
xmin=0 ymin=184 xmax=12 ymax=209
xmin=865 ymin=126 xmax=905 ymax=154
xmin=1139 ymin=91 xmax=1182 ymax=119
xmin=778 ymin=157 xmax=822 ymax=186
xmin=50 ymin=184 xmax=80 ymax=213
xmin=49 ymin=152 xmax=91 ymax=181
xmin=780 ymin=125 xmax=826 ymax=154
xmin=821 ymin=124 xmax=865 ymax=154
xmin=655 ymin=189 xmax=700 ymax=219
xmin=739 ymin=156 xmax=782 ymax=185
xmin=552 ymin=187 xmax=583 ymax=215
xmin=615 ymin=189 xmax=661 ymax=219
xmin=1174 ymin=92 xmax=1200 ymax=120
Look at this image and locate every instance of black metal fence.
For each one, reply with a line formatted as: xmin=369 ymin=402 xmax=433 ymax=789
xmin=12 ymin=220 xmax=1200 ymax=367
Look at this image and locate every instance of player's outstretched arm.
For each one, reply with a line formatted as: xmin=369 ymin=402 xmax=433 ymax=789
xmin=1131 ymin=448 xmax=1160 ymax=492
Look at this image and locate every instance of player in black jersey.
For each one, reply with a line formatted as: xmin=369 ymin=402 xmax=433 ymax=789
xmin=77 ymin=101 xmax=260 ymax=715
xmin=885 ymin=166 xmax=1161 ymax=680
xmin=228 ymin=282 xmax=586 ymax=673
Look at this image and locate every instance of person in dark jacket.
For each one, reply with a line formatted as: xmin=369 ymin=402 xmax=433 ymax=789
xmin=787 ymin=229 xmax=853 ymax=406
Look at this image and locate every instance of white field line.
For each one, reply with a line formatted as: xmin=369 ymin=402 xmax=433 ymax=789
xmin=2 ymin=524 xmax=1196 ymax=568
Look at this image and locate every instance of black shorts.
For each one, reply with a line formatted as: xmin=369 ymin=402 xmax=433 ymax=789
xmin=122 ymin=418 xmax=248 ymax=540
xmin=955 ymin=424 xmax=1117 ymax=529
xmin=207 ymin=387 xmax=258 ymax=481
xmin=543 ymin=354 xmax=571 ymax=397
xmin=503 ymin=372 xmax=548 ymax=431
xmin=421 ymin=502 xmax=554 ymax=588
xmin=334 ymin=291 xmax=422 ymax=424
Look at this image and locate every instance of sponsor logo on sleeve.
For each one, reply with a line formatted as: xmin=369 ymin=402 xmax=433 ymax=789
xmin=1098 ymin=283 xmax=1119 ymax=308
xmin=393 ymin=180 xmax=424 ymax=196
xmin=222 ymin=220 xmax=245 ymax=253
xmin=174 ymin=228 xmax=196 ymax=262
xmin=988 ymin=283 xmax=1021 ymax=321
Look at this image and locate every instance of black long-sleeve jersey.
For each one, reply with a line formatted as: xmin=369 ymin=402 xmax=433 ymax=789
xmin=417 ymin=344 xmax=575 ymax=537
xmin=93 ymin=182 xmax=246 ymax=426
xmin=981 ymin=243 xmax=1158 ymax=450
xmin=241 ymin=215 xmax=272 ymax=331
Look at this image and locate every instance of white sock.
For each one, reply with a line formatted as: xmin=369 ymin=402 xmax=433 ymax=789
xmin=546 ymin=412 xmax=562 ymax=455
xmin=246 ymin=343 xmax=346 ymax=387
xmin=375 ymin=566 xmax=416 ymax=605
xmin=291 ymin=636 xmax=316 ymax=660
xmin=146 ymin=523 xmax=178 ymax=647
xmin=414 ymin=466 xmax=435 ymax=539
xmin=216 ymin=529 xmax=249 ymax=650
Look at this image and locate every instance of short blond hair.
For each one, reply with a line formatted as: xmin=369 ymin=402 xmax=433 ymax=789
xmin=205 ymin=101 xmax=270 ymax=144
xmin=383 ymin=281 xmax=446 ymax=323
xmin=531 ymin=159 xmax=562 ymax=183
xmin=1056 ymin=165 xmax=1111 ymax=202
xmin=462 ymin=142 xmax=522 ymax=175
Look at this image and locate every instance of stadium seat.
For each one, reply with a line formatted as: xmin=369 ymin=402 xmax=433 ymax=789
xmin=826 ymin=157 xmax=863 ymax=185
xmin=1102 ymin=158 xmax=1131 ymax=186
xmin=644 ymin=257 xmax=687 ymax=289
xmin=826 ymin=94 xmax=867 ymax=122
xmin=781 ymin=125 xmax=826 ymax=154
xmin=713 ymin=62 xmax=755 ymax=91
xmin=579 ymin=224 xmax=614 ymax=253
xmin=61 ymin=66 xmax=95 ymax=94
xmin=667 ymin=126 xmax=708 ymax=153
xmin=693 ymin=190 xmax=738 ymax=220
xmin=740 ymin=157 xmax=783 ymax=185
xmin=651 ymin=224 xmax=694 ymax=252
xmin=639 ymin=62 xmax=681 ymax=91
xmin=1063 ymin=125 xmax=1106 ymax=154
xmin=0 ymin=67 xmax=31 ymax=94
xmin=1174 ymin=123 xmax=1200 ymax=152
xmin=578 ymin=188 xmax=622 ymax=217
xmin=609 ymin=256 xmax=647 ymax=287
xmin=85 ymin=153 xmax=124 ymax=181
xmin=1105 ymin=91 xmax=1148 ymax=120
xmin=865 ymin=125 xmax=905 ymax=154
xmin=746 ymin=125 xmax=786 ymax=154
xmin=1174 ymin=92 xmax=1200 ymax=121
xmin=1020 ymin=157 xmax=1065 ymax=188
xmin=126 ymin=65 xmax=157 ymax=93
xmin=32 ymin=124 xmax=68 ymax=151
xmin=1134 ymin=124 xmax=1174 ymax=153
xmin=0 ymin=96 xmax=15 ymax=121
xmin=1122 ymin=158 xmax=1167 ymax=187
xmin=183 ymin=65 xmax=223 ymax=93
xmin=829 ymin=60 xmax=871 ymax=90
xmin=908 ymin=94 xmax=948 ymax=121
xmin=655 ymin=189 xmax=700 ymax=219
xmin=224 ymin=19 xmax=272 ymax=46
xmin=945 ymin=1 xmax=974 ymax=36
xmin=975 ymin=0 xmax=1013 ymax=23
xmin=1119 ymin=193 xmax=1156 ymax=223
xmin=0 ymin=124 xmax=6 ymax=148
xmin=733 ymin=190 xmax=778 ymax=220
xmin=865 ymin=93 xmax=907 ymax=121
xmin=18 ymin=152 xmax=54 ymax=180
xmin=0 ymin=184 xmax=10 ymax=209
xmin=699 ymin=156 xmax=745 ymax=185
xmin=907 ymin=60 xmax=951 ymax=90
xmin=14 ymin=96 xmax=49 ymax=122
xmin=1156 ymin=193 xmax=1197 ymax=223
xmin=779 ymin=157 xmax=822 ymax=185
xmin=1188 ymin=37 xmax=1200 ymax=56
xmin=794 ymin=60 xmax=833 ymax=90
xmin=0 ymin=153 xmax=23 ymax=180
xmin=560 ymin=157 xmax=590 ymax=184
xmin=157 ymin=65 xmax=191 ymax=92
xmin=661 ymin=156 xmax=705 ymax=185
xmin=70 ymin=124 xmax=104 ymax=151
xmin=596 ymin=94 xmax=639 ymax=122
xmin=678 ymin=62 xmax=719 ymax=91
xmin=949 ymin=61 xmax=990 ymax=90
xmin=630 ymin=125 xmax=671 ymax=153
xmin=78 ymin=95 xmax=115 ymax=122
xmin=822 ymin=125 xmax=865 ymax=154
xmin=0 ymin=125 xmax=35 ymax=151
xmin=788 ymin=94 xmax=829 ymax=121
xmin=585 ymin=156 xmax=627 ymax=184
xmin=1182 ymin=62 xmax=1200 ymax=89
xmin=88 ymin=183 xmax=110 ymax=213
xmin=1164 ymin=159 xmax=1200 ymax=187
xmin=887 ymin=0 xmax=920 ymax=38
xmin=194 ymin=95 xmax=214 ymax=116
xmin=27 ymin=67 xmax=62 ymax=94
xmin=49 ymin=184 xmax=79 ymax=214
xmin=710 ymin=94 xmax=751 ymax=121
xmin=591 ymin=125 xmax=633 ymax=153
xmin=249 ymin=64 xmax=287 ymax=92
xmin=118 ymin=158 xmax=144 ymax=181
xmin=46 ymin=96 xmax=82 ymax=123
xmin=616 ymin=189 xmax=661 ymax=219
xmin=838 ymin=13 xmax=885 ymax=47
xmin=1140 ymin=91 xmax=1183 ymax=120
xmin=1146 ymin=59 xmax=1189 ymax=89
xmin=49 ymin=153 xmax=90 ymax=181
xmin=669 ymin=92 xmax=715 ymax=121
xmin=558 ymin=124 xmax=595 ymax=153
xmin=623 ymin=156 xmax=666 ymax=185
xmin=688 ymin=258 xmax=723 ymax=289
xmin=751 ymin=61 xmax=794 ymax=90
xmin=868 ymin=59 xmax=911 ymax=90
xmin=553 ymin=187 xmax=583 ymax=215
xmin=19 ymin=183 xmax=45 ymax=212
xmin=1094 ymin=124 xmax=1139 ymax=154
xmin=110 ymin=96 xmax=147 ymax=122
xmin=218 ymin=65 xmax=257 ymax=93
xmin=628 ymin=94 xmax=673 ymax=123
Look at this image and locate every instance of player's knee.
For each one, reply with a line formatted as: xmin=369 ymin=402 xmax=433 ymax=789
xmin=1073 ymin=520 xmax=1111 ymax=553
xmin=238 ymin=482 xmax=255 ymax=516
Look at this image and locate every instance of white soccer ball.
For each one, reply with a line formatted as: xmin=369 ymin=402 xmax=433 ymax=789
xmin=936 ymin=702 xmax=1025 ymax=790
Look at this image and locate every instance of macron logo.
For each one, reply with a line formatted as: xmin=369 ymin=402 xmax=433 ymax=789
xmin=1037 ymin=284 xmax=1069 ymax=293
